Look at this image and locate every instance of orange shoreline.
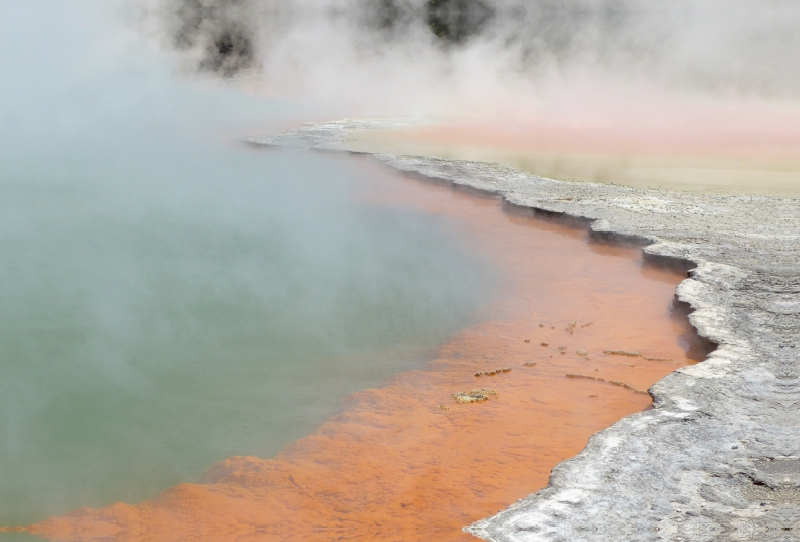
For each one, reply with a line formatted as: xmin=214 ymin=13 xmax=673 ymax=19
xmin=26 ymin=160 xmax=707 ymax=541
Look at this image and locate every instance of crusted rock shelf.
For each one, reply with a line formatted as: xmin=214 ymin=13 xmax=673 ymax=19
xmin=248 ymin=119 xmax=800 ymax=541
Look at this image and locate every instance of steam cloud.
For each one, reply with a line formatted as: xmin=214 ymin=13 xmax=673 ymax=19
xmin=133 ymin=0 xmax=800 ymax=144
xmin=138 ymin=0 xmax=800 ymax=93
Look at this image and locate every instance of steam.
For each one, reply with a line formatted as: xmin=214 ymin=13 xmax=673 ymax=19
xmin=150 ymin=0 xmax=263 ymax=76
xmin=137 ymin=0 xmax=800 ymax=102
xmin=0 ymin=2 xmax=501 ymax=525
xmin=125 ymin=0 xmax=800 ymax=162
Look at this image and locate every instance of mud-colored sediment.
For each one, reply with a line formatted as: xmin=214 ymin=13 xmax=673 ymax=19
xmin=24 ymin=152 xmax=704 ymax=541
xmin=246 ymin=119 xmax=800 ymax=541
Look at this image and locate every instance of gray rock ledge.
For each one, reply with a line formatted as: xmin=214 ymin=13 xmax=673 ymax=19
xmin=247 ymin=119 xmax=800 ymax=541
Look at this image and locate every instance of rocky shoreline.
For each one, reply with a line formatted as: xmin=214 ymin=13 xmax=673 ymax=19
xmin=248 ymin=119 xmax=800 ymax=541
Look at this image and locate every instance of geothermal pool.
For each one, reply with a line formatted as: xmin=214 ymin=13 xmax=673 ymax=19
xmin=0 ymin=146 xmax=498 ymax=530
xmin=17 ymin=155 xmax=709 ymax=541
xmin=0 ymin=6 xmax=495 ymax=530
xmin=1 ymin=3 xmax=715 ymax=540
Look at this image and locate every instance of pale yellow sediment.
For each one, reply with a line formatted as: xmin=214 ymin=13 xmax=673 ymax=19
xmin=343 ymin=126 xmax=800 ymax=197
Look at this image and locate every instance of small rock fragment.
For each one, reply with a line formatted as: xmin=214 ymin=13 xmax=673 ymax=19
xmin=568 ymin=374 xmax=597 ymax=381
xmin=603 ymin=349 xmax=641 ymax=357
xmin=566 ymin=374 xmax=647 ymax=394
xmin=452 ymin=389 xmax=499 ymax=404
xmin=476 ymin=367 xmax=512 ymax=377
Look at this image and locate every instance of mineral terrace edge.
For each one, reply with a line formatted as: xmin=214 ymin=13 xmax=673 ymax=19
xmin=247 ymin=119 xmax=800 ymax=542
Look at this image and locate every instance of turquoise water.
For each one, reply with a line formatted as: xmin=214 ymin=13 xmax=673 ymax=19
xmin=0 ymin=2 xmax=493 ymax=527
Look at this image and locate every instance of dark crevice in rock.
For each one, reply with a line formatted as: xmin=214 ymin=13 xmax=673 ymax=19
xmin=501 ymin=199 xmax=593 ymax=231
xmin=642 ymin=250 xmax=697 ymax=274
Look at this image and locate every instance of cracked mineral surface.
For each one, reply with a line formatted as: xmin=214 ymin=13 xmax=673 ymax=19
xmin=248 ymin=119 xmax=800 ymax=541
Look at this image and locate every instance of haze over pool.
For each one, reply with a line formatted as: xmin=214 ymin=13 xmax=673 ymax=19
xmin=0 ymin=3 xmax=494 ymax=526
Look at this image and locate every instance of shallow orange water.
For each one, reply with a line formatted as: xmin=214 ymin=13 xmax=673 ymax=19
xmin=26 ymin=159 xmax=706 ymax=541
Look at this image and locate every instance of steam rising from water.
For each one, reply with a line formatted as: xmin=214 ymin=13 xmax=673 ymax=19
xmin=132 ymin=0 xmax=800 ymax=164
xmin=0 ymin=0 xmax=796 ymax=530
xmin=0 ymin=2 xmax=494 ymax=526
xmin=139 ymin=0 xmax=800 ymax=104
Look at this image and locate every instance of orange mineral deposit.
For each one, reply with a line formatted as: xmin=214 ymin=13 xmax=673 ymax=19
xmin=27 ymin=158 xmax=707 ymax=542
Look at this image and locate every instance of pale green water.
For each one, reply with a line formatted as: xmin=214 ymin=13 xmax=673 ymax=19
xmin=0 ymin=2 xmax=493 ymax=527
